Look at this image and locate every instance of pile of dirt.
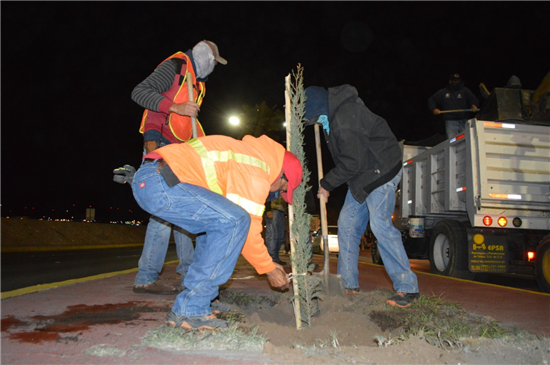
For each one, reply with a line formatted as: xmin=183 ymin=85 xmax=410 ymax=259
xmin=142 ymin=288 xmax=550 ymax=364
xmin=1 ymin=218 xmax=147 ymax=249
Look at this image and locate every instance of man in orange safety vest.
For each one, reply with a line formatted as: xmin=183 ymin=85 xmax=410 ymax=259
xmin=131 ymin=134 xmax=302 ymax=330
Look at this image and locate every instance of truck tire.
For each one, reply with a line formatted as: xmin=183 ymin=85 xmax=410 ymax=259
xmin=371 ymin=240 xmax=384 ymax=265
xmin=429 ymin=220 xmax=475 ymax=280
xmin=535 ymin=234 xmax=550 ymax=293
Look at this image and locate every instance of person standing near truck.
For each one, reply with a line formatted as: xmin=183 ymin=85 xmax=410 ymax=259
xmin=130 ymin=40 xmax=227 ymax=294
xmin=428 ymin=73 xmax=479 ymax=139
xmin=304 ymin=84 xmax=420 ymax=308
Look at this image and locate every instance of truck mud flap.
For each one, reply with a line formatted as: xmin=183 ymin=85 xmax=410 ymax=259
xmin=467 ymin=228 xmax=509 ymax=274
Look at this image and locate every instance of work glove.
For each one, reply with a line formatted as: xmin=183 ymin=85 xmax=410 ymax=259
xmin=113 ymin=165 xmax=136 ymax=185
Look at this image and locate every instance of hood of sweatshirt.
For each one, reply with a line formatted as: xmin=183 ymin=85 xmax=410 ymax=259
xmin=304 ymin=86 xmax=329 ymax=124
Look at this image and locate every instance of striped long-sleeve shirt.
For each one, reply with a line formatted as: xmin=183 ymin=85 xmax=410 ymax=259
xmin=131 ymin=59 xmax=179 ymax=113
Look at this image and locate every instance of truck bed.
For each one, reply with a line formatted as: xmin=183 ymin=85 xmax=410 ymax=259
xmin=397 ymin=119 xmax=550 ymax=231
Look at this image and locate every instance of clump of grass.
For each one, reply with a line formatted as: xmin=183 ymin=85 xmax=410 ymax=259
xmin=218 ymin=310 xmax=245 ymax=323
xmin=329 ymin=330 xmax=340 ymax=348
xmin=368 ymin=290 xmax=522 ymax=349
xmin=83 ymin=344 xmax=126 ymax=357
xmin=142 ymin=324 xmax=266 ymax=353
xmin=478 ymin=318 xmax=512 ymax=338
xmin=291 ymin=330 xmax=345 ymax=356
xmin=373 ymin=333 xmax=407 ymax=347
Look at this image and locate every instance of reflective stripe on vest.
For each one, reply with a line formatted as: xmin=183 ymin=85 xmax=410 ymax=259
xmin=187 ymin=139 xmax=269 ymax=217
xmin=226 ymin=194 xmax=265 ymax=217
xmin=206 ymin=150 xmax=270 ymax=175
xmin=187 ymin=139 xmax=223 ymax=195
xmin=167 ymin=53 xmax=206 ymax=140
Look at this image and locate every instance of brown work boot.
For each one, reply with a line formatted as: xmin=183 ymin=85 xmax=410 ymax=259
xmin=133 ymin=281 xmax=180 ymax=295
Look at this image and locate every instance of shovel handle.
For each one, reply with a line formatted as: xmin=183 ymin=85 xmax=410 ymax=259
xmin=314 ymin=124 xmax=328 ymax=238
xmin=438 ymin=108 xmax=479 ymax=114
xmin=314 ymin=123 xmax=332 ymax=291
xmin=187 ymin=72 xmax=198 ymax=139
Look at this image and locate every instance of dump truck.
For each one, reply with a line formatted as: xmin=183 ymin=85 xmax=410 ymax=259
xmin=374 ymin=73 xmax=550 ymax=293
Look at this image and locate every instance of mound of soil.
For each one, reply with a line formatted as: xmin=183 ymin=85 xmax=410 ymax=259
xmin=213 ymin=288 xmax=549 ymax=364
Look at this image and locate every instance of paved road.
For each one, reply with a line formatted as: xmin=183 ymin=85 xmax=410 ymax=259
xmin=1 ymin=246 xmax=178 ymax=292
xmin=409 ymin=258 xmax=541 ymax=292
xmin=2 ymin=247 xmax=541 ymax=294
xmin=357 ymin=251 xmax=542 ymax=293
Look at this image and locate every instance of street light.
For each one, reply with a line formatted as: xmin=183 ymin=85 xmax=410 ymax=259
xmin=229 ymin=116 xmax=240 ymax=126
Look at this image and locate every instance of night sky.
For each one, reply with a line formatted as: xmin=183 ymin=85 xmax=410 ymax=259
xmin=2 ymin=2 xmax=548 ymax=222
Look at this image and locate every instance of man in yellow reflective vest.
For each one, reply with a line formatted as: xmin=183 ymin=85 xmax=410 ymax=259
xmin=131 ymin=134 xmax=302 ymax=329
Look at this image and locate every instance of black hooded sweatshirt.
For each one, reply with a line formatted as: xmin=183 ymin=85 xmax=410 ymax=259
xmin=307 ymin=84 xmax=402 ymax=203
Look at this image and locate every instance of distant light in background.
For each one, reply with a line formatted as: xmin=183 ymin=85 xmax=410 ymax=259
xmin=229 ymin=116 xmax=240 ymax=126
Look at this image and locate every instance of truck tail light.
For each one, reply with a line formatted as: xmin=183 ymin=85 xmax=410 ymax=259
xmin=497 ymin=217 xmax=508 ymax=227
xmin=527 ymin=251 xmax=535 ymax=262
xmin=483 ymin=216 xmax=493 ymax=226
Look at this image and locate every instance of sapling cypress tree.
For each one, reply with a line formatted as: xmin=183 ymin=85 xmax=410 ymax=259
xmin=285 ymin=65 xmax=322 ymax=329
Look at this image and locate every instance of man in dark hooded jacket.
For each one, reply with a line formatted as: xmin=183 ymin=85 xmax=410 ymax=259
xmin=305 ymin=85 xmax=419 ymax=308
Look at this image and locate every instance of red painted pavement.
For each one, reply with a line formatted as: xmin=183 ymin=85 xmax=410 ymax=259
xmin=1 ymin=253 xmax=548 ymax=364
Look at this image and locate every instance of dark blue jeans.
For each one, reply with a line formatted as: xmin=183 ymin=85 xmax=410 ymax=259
xmin=265 ymin=209 xmax=285 ymax=261
xmin=132 ymin=162 xmax=251 ymax=317
xmin=445 ymin=119 xmax=467 ymax=139
xmin=135 ymin=137 xmax=195 ymax=286
xmin=337 ymin=169 xmax=418 ymax=293
xmin=134 ymin=216 xmax=194 ymax=285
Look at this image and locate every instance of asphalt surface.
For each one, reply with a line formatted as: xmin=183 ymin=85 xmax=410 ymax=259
xmin=1 ymin=246 xmax=178 ymax=292
xmin=1 ymin=251 xmax=549 ymax=364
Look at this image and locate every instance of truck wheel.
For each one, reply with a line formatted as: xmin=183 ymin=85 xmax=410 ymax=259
xmin=371 ymin=240 xmax=384 ymax=265
xmin=429 ymin=220 xmax=475 ymax=280
xmin=535 ymin=234 xmax=550 ymax=293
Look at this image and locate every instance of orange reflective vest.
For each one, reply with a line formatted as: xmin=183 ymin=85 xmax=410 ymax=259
xmin=139 ymin=52 xmax=206 ymax=142
xmin=156 ymin=135 xmax=285 ymax=275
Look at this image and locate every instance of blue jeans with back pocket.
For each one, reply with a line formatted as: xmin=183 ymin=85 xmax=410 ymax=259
xmin=132 ymin=162 xmax=251 ymax=316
